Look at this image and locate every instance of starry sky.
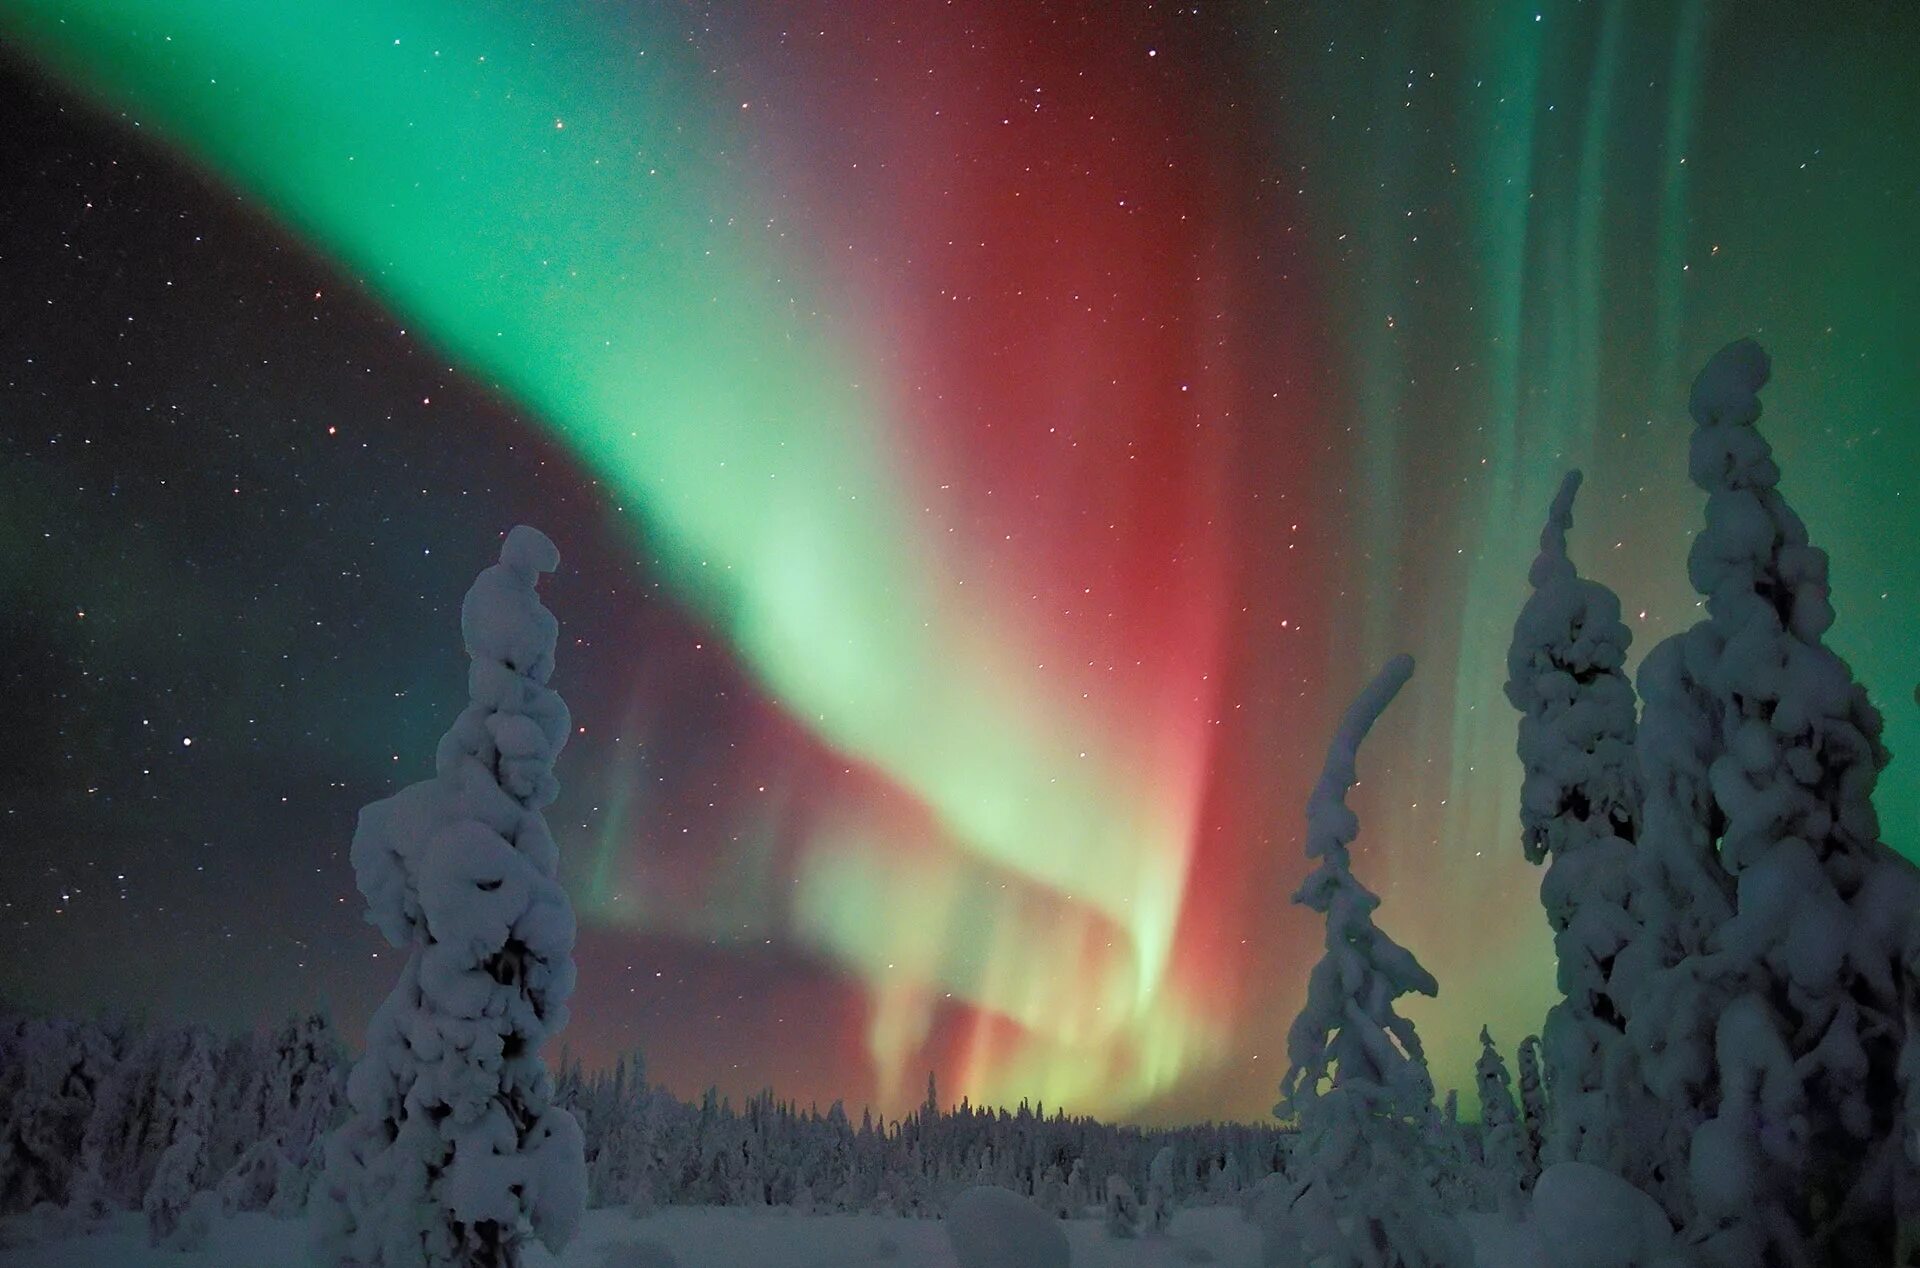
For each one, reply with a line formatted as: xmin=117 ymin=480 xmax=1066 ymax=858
xmin=1 ymin=1 xmax=1914 ymax=1125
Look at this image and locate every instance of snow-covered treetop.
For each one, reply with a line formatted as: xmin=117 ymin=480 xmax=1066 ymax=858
xmin=1302 ymin=652 xmax=1416 ymax=876
xmin=1681 ymin=337 xmax=1837 ymax=642
xmin=1678 ymin=339 xmax=1884 ymax=866
xmin=1529 ymin=469 xmax=1582 ymax=590
xmin=354 ymin=526 xmax=573 ymax=951
xmin=1503 ymin=471 xmax=1638 ymax=867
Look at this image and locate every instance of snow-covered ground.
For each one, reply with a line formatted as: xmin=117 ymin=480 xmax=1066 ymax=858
xmin=0 ymin=1203 xmax=1549 ymax=1268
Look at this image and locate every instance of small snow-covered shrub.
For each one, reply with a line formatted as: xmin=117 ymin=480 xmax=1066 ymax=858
xmin=217 ymin=1139 xmax=289 ymax=1214
xmin=947 ymin=1185 xmax=1069 ymax=1268
xmin=269 ymin=1152 xmax=314 ymax=1219
xmin=1035 ymin=1163 xmax=1070 ymax=1218
xmin=1104 ymin=1174 xmax=1140 ymax=1238
xmin=143 ymin=1130 xmax=203 ymax=1246
xmin=163 ymin=1190 xmax=220 ymax=1253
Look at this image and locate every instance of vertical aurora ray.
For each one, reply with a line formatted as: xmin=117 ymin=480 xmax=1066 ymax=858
xmin=7 ymin=0 xmax=1914 ymax=1122
xmin=1242 ymin=2 xmax=1920 ymax=1104
xmin=1653 ymin=0 xmax=1710 ymax=399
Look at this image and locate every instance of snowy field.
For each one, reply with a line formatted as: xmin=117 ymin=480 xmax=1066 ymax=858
xmin=0 ymin=1204 xmax=1548 ymax=1268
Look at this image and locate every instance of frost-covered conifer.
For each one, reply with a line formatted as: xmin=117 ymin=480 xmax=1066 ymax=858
xmin=267 ymin=1011 xmax=346 ymax=1171
xmin=72 ymin=1025 xmax=173 ymax=1213
xmin=205 ymin=1032 xmax=268 ymax=1186
xmin=1504 ymin=471 xmax=1654 ymax=1174
xmin=1276 ymin=655 xmax=1469 ymax=1266
xmin=144 ymin=1132 xmax=203 ymax=1245
xmin=1103 ymin=1174 xmax=1138 ymax=1238
xmin=1474 ymin=1028 xmax=1524 ymax=1216
xmin=1035 ymin=1163 xmax=1069 ymax=1218
xmin=1515 ymin=1035 xmax=1546 ymax=1190
xmin=1422 ymin=1090 xmax=1475 ymax=1210
xmin=316 ymin=526 xmax=586 ymax=1268
xmin=0 ymin=1018 xmax=111 ymax=1214
xmin=217 ymin=1139 xmax=293 ymax=1215
xmin=167 ymin=1030 xmax=216 ymax=1165
xmin=1628 ymin=340 xmax=1920 ymax=1265
xmin=1066 ymin=1157 xmax=1090 ymax=1214
xmin=1217 ymin=1150 xmax=1244 ymax=1198
xmin=1141 ymin=1145 xmax=1174 ymax=1233
xmin=138 ymin=1029 xmax=216 ymax=1244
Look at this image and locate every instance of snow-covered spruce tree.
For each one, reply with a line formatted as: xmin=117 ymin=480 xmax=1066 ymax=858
xmin=1422 ymin=1090 xmax=1475 ymax=1211
xmin=1275 ymin=655 xmax=1470 ymax=1266
xmin=1503 ymin=470 xmax=1654 ymax=1175
xmin=1473 ymin=1028 xmax=1525 ymax=1216
xmin=143 ymin=1134 xmax=209 ymax=1249
xmin=1103 ymin=1174 xmax=1138 ymax=1238
xmin=1627 ymin=340 xmax=1920 ymax=1265
xmin=267 ymin=1011 xmax=347 ymax=1170
xmin=1142 ymin=1145 xmax=1174 ymax=1234
xmin=204 ymin=1031 xmax=268 ymax=1191
xmin=144 ymin=1029 xmax=215 ymax=1246
xmin=71 ymin=1023 xmax=175 ymax=1214
xmin=215 ymin=1013 xmax=343 ymax=1217
xmin=1067 ymin=1156 xmax=1090 ymax=1214
xmin=0 ymin=1017 xmax=112 ymax=1214
xmin=315 ymin=526 xmax=586 ymax=1268
xmin=1515 ymin=1035 xmax=1546 ymax=1191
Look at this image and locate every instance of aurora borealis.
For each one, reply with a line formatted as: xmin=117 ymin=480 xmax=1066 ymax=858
xmin=2 ymin=2 xmax=1914 ymax=1124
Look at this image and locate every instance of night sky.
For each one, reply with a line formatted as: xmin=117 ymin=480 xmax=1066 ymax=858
xmin=1 ymin=1 xmax=1914 ymax=1126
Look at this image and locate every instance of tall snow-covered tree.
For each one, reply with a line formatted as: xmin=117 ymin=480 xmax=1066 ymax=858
xmin=210 ymin=1010 xmax=348 ymax=1217
xmin=1103 ymin=1174 xmax=1138 ymax=1238
xmin=1276 ymin=655 xmax=1469 ymax=1267
xmin=204 ymin=1030 xmax=269 ymax=1187
xmin=1504 ymin=470 xmax=1654 ymax=1174
xmin=315 ymin=526 xmax=586 ymax=1268
xmin=143 ymin=1133 xmax=208 ymax=1248
xmin=0 ymin=1017 xmax=112 ymax=1213
xmin=265 ymin=1011 xmax=346 ymax=1170
xmin=144 ymin=1030 xmax=215 ymax=1246
xmin=1141 ymin=1145 xmax=1175 ymax=1234
xmin=1473 ymin=1028 xmax=1524 ymax=1216
xmin=72 ymin=1024 xmax=177 ymax=1214
xmin=1514 ymin=1035 xmax=1546 ymax=1190
xmin=1627 ymin=339 xmax=1920 ymax=1265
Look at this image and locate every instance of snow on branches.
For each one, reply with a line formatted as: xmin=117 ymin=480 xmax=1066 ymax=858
xmin=1277 ymin=654 xmax=1470 ymax=1267
xmin=316 ymin=527 xmax=585 ymax=1268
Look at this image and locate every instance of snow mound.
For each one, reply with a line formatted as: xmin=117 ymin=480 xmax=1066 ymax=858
xmin=1528 ymin=1162 xmax=1676 ymax=1268
xmin=595 ymin=1237 xmax=681 ymax=1268
xmin=946 ymin=1185 xmax=1069 ymax=1268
